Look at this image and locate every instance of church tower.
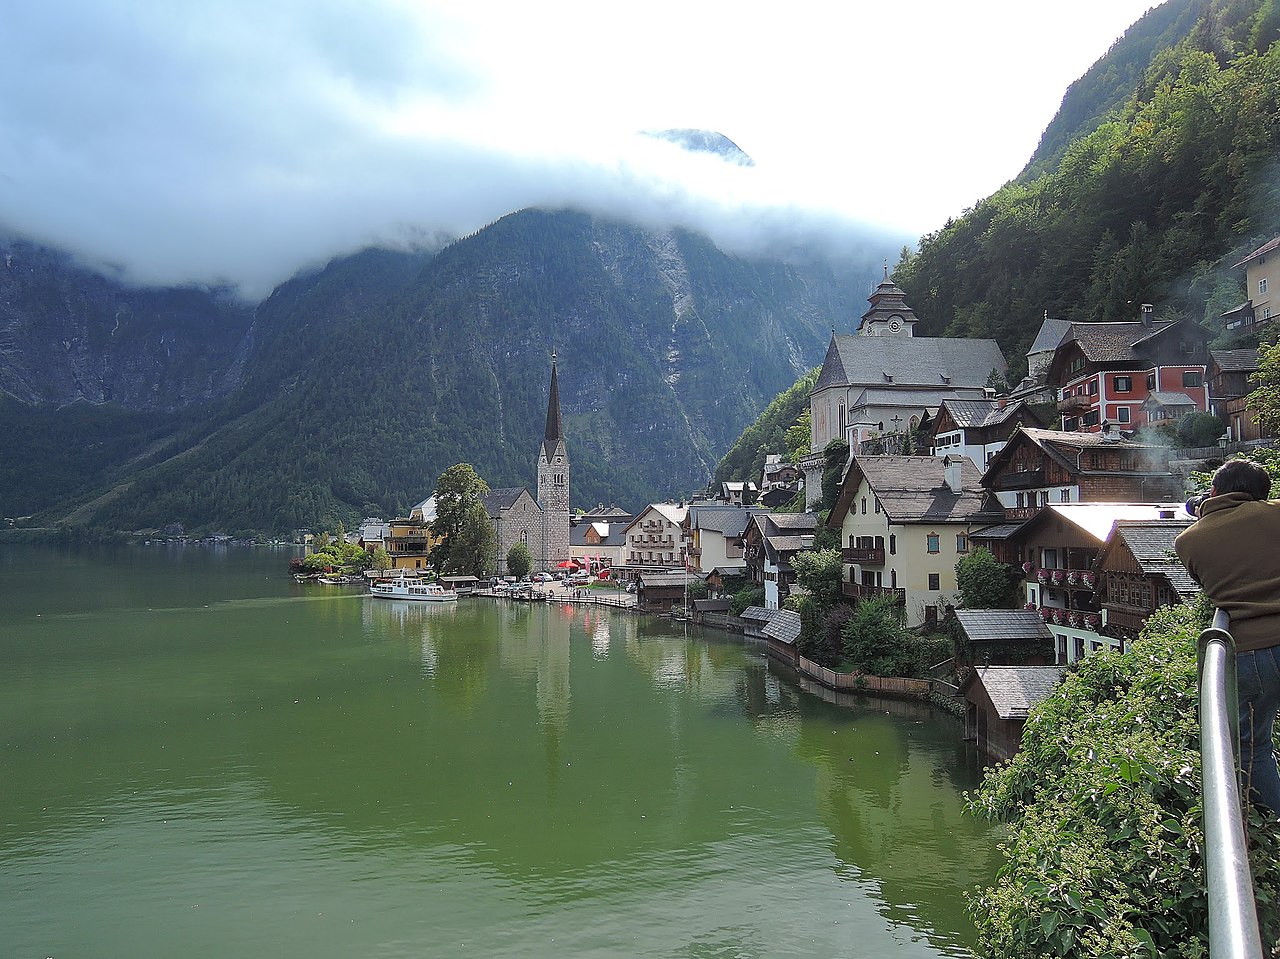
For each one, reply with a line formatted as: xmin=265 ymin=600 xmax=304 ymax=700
xmin=537 ymin=353 xmax=570 ymax=569
xmin=856 ymin=269 xmax=919 ymax=337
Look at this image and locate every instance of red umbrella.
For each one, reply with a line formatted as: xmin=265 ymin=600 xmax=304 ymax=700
xmin=556 ymin=560 xmax=579 ymax=569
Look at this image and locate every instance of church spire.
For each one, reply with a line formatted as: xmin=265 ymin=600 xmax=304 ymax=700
xmin=543 ymin=352 xmax=562 ymax=455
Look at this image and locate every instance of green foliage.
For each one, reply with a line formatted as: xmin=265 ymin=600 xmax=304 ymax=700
xmin=303 ymin=536 xmax=370 ymax=572
xmin=430 ymin=463 xmax=489 ymax=571
xmin=790 ymin=548 xmax=844 ymax=608
xmin=1248 ymin=336 xmax=1280 ymax=435
xmin=1189 ymin=447 xmax=1280 ymax=497
xmin=895 ymin=10 xmax=1280 ymax=365
xmin=445 ymin=500 xmax=496 ymax=578
xmin=371 ymin=545 xmax=391 ymax=571
xmin=729 ymin=585 xmax=765 ymax=616
xmin=840 ymin=597 xmax=913 ymax=675
xmin=713 ymin=368 xmax=819 ymax=486
xmin=685 ymin=577 xmax=709 ymax=601
xmin=819 ymin=439 xmax=849 ymax=513
xmin=966 ymin=599 xmax=1280 ymax=957
xmin=955 ymin=547 xmax=1020 ymax=609
xmin=506 ymin=541 xmax=532 ymax=578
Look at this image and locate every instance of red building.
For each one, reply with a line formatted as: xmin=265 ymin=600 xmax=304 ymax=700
xmin=1047 ymin=306 xmax=1210 ymax=432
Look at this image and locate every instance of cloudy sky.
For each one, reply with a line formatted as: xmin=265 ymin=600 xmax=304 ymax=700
xmin=0 ymin=1 xmax=1158 ymax=298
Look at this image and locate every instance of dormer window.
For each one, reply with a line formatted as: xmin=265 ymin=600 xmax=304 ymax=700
xmin=883 ymin=373 xmax=893 ymax=383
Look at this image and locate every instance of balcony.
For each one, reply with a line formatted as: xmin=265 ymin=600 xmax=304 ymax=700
xmin=996 ymin=469 xmax=1046 ymax=491
xmin=842 ymin=582 xmax=905 ymax=603
xmin=842 ymin=546 xmax=885 ymax=565
xmin=1057 ymin=394 xmax=1093 ymax=414
xmin=1025 ymin=567 xmax=1097 ymax=590
xmin=1029 ymin=605 xmax=1102 ymax=630
xmin=1101 ymin=606 xmax=1147 ymax=635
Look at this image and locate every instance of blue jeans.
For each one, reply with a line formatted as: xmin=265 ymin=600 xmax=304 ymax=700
xmin=1237 ymin=645 xmax=1280 ymax=814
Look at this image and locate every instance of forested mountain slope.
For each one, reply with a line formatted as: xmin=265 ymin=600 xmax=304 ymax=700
xmin=895 ymin=0 xmax=1280 ymax=381
xmin=23 ymin=210 xmax=861 ymax=533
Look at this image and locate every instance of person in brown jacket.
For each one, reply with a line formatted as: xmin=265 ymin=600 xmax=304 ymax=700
xmin=1175 ymin=459 xmax=1280 ymax=813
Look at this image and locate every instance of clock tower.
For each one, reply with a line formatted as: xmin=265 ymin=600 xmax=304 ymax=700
xmin=856 ymin=272 xmax=918 ymax=337
xmin=536 ymin=353 xmax=570 ymax=569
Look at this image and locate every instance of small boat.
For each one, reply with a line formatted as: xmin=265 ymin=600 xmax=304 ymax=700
xmin=368 ymin=579 xmax=459 ymax=602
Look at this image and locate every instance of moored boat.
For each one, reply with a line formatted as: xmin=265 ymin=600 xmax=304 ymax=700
xmin=368 ymin=579 xmax=459 ymax=602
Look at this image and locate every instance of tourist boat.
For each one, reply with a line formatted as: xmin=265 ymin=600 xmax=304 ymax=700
xmin=368 ymin=579 xmax=458 ymax=602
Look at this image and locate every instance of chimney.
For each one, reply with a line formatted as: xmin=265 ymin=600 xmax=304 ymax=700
xmin=943 ymin=455 xmax=963 ymax=494
xmin=1140 ymin=303 xmax=1154 ymax=327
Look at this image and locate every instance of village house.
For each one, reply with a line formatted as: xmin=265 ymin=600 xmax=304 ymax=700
xmin=827 ymin=454 xmax=1005 ymax=628
xmin=953 ymin=609 xmax=1054 ymax=669
xmin=1004 ymin=315 xmax=1073 ymax=406
xmin=623 ymin=503 xmax=689 ymax=572
xmin=961 ymin=666 xmax=1064 ymax=762
xmin=1095 ymin=519 xmax=1199 ymax=644
xmin=1221 ymin=235 xmax=1280 ymax=331
xmin=742 ymin=511 xmax=819 ymax=610
xmin=981 ymin=427 xmax=1180 ymax=522
xmin=759 ymin=454 xmax=803 ymax=508
xmin=382 ymin=496 xmax=439 ymax=571
xmin=682 ymin=503 xmax=763 ymax=575
xmin=802 ymin=275 xmax=1006 ymax=507
xmin=568 ymin=515 xmax=628 ymax=572
xmin=1209 ymin=348 xmax=1271 ymax=442
xmin=1047 ymin=305 xmax=1210 ymax=432
xmin=925 ymin=397 xmax=1043 ymax=470
xmin=975 ymin=502 xmax=1193 ymax=664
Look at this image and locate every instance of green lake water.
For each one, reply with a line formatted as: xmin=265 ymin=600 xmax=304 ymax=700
xmin=0 ymin=545 xmax=1001 ymax=958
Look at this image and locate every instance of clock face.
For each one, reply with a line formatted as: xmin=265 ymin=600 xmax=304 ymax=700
xmin=888 ymin=316 xmax=903 ymax=332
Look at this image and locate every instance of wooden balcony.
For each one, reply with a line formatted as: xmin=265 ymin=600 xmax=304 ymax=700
xmin=841 ymin=582 xmax=906 ymax=603
xmin=1058 ymin=394 xmax=1093 ymax=413
xmin=842 ymin=546 xmax=885 ymax=565
xmin=1102 ymin=606 xmax=1148 ymax=634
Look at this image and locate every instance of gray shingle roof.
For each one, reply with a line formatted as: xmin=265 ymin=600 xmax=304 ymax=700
xmin=969 ymin=665 xmax=1064 ymax=719
xmin=1017 ymin=427 xmax=1167 ymax=451
xmin=481 ymin=488 xmax=532 ymax=514
xmin=1066 ymin=321 xmax=1175 ymax=363
xmin=955 ymin=609 xmax=1053 ymax=644
xmin=855 ymin=455 xmax=1003 ymax=524
xmin=938 ymin=398 xmax=1029 ymax=429
xmin=1111 ymin=520 xmax=1199 ymax=597
xmin=1143 ymin=391 xmax=1197 ymax=408
xmin=740 ymin=606 xmax=774 ymax=622
xmin=814 ymin=334 xmax=1006 ymax=392
xmin=638 ymin=573 xmax=688 ymax=589
xmin=1028 ymin=316 xmax=1072 ymax=355
xmin=762 ymin=609 xmax=802 ymax=645
xmin=765 ymin=512 xmax=820 ymax=532
xmin=1211 ymin=348 xmax=1263 ymax=373
xmin=970 ymin=523 xmax=1024 ymax=540
xmin=766 ymin=534 xmax=814 ymax=553
xmin=688 ymin=505 xmax=763 ymax=536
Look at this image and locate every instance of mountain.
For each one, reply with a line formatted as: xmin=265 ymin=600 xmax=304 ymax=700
xmin=2 ymin=210 xmax=870 ymax=533
xmin=892 ymin=0 xmax=1280 ymax=381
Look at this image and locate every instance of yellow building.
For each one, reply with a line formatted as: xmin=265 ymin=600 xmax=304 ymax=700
xmin=1224 ymin=236 xmax=1280 ymax=330
xmin=384 ymin=496 xmax=440 ymax=572
xmin=827 ymin=454 xmax=1005 ymax=628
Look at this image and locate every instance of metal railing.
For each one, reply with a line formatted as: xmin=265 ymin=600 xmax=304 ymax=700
xmin=1197 ymin=608 xmax=1264 ymax=958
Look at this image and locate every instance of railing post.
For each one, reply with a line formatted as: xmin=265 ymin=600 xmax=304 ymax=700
xmin=1197 ymin=608 xmax=1264 ymax=959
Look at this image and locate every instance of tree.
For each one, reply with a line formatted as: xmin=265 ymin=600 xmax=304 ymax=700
xmin=955 ymin=547 xmax=1019 ymax=609
xmin=791 ymin=548 xmax=844 ymax=608
xmin=430 ymin=463 xmax=489 ymax=571
xmin=819 ymin=439 xmax=849 ymax=513
xmin=1247 ymin=337 xmax=1280 ymax=436
xmin=446 ymin=500 xmax=496 ymax=578
xmin=371 ymin=545 xmax=391 ymax=572
xmin=506 ymin=541 xmax=532 ymax=579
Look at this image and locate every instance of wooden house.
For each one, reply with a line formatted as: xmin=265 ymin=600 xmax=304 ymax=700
xmin=961 ymin=665 xmax=1064 ymax=761
xmin=1095 ymin=519 xmax=1198 ymax=643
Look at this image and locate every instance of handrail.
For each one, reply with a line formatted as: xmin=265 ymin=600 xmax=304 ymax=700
xmin=1196 ymin=608 xmax=1264 ymax=958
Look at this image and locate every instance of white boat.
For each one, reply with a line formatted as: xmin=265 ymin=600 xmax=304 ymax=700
xmin=368 ymin=579 xmax=459 ymax=602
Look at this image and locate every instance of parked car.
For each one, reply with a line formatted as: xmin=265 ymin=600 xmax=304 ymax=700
xmin=532 ymin=572 xmax=554 ymax=583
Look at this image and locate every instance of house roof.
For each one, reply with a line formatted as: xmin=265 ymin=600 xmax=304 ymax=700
xmin=739 ymin=606 xmax=774 ymax=623
xmin=626 ymin=502 xmax=689 ymax=532
xmin=1211 ymin=348 xmax=1263 ymax=373
xmin=1027 ymin=316 xmax=1072 ymax=355
xmin=1232 ymin=235 xmax=1280 ymax=269
xmin=964 ymin=665 xmax=1064 ymax=719
xmin=762 ymin=609 xmax=802 ymax=645
xmin=765 ymin=511 xmax=820 ymax=532
xmin=848 ymin=387 xmax=978 ymax=410
xmin=687 ymin=505 xmax=764 ymax=536
xmin=1108 ymin=520 xmax=1199 ymax=598
xmin=1014 ymin=502 xmax=1193 ymax=543
xmin=766 ymin=534 xmax=814 ymax=553
xmin=1065 ymin=320 xmax=1178 ymax=363
xmin=955 ymin=609 xmax=1053 ymax=643
xmin=569 ymin=523 xmax=626 ymax=548
xmin=813 ymin=334 xmax=1006 ymax=393
xmin=1143 ymin=391 xmax=1197 ymax=408
xmin=969 ymin=522 xmax=1024 ymax=540
xmin=835 ymin=454 xmax=1003 ymax=525
xmin=983 ymin=427 xmax=1173 ymax=486
xmin=937 ymin=398 xmax=1029 ymax=429
xmin=638 ymin=573 xmax=688 ymax=589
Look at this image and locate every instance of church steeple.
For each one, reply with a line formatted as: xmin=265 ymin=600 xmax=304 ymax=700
xmin=543 ymin=351 xmax=563 ymax=459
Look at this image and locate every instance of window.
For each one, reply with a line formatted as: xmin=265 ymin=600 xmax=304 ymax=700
xmin=889 ymin=534 xmax=896 ymax=555
xmin=1064 ymin=417 xmax=1078 ymax=431
xmin=1146 ymin=372 xmax=1156 ymax=390
xmin=1260 ymin=277 xmax=1269 ymax=295
xmin=861 ymin=497 xmax=867 ymax=515
xmin=1114 ymin=375 xmax=1132 ymax=392
xmin=928 ymin=573 xmax=941 ymax=591
xmin=1059 ymin=488 xmax=1072 ymax=503
xmin=1182 ymin=370 xmax=1203 ymax=388
xmin=927 ymin=534 xmax=940 ymax=553
xmin=956 ymin=534 xmax=968 ymax=553
xmin=1082 ymin=410 xmax=1100 ymax=427
xmin=1116 ymin=406 xmax=1131 ymax=424
xmin=1087 ymin=379 xmax=1098 ymax=396
xmin=874 ymin=499 xmax=880 ymax=514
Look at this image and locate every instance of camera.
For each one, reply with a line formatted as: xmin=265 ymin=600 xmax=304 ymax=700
xmin=1185 ymin=492 xmax=1210 ymax=517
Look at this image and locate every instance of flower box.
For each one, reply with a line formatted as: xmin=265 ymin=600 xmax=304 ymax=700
xmin=1050 ymin=570 xmax=1066 ymax=586
xmin=1022 ymin=561 xmax=1034 ymax=575
xmin=1067 ymin=570 xmax=1082 ymax=586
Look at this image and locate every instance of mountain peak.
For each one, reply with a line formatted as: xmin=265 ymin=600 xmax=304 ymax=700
xmin=645 ymin=129 xmax=754 ymax=166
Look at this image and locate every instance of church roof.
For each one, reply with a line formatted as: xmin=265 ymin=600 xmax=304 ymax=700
xmin=813 ymin=335 xmax=1006 ymax=393
xmin=542 ymin=356 xmax=563 ymax=461
xmin=1027 ymin=316 xmax=1072 ymax=356
xmin=482 ymin=487 xmax=536 ymax=516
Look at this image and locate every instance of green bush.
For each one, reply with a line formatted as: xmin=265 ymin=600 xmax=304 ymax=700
xmin=840 ymin=597 xmax=914 ymax=675
xmin=729 ymin=585 xmax=765 ymax=616
xmin=966 ymin=599 xmax=1280 ymax=957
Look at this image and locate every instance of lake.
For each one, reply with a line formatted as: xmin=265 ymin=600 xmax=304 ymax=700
xmin=0 ymin=544 xmax=1000 ymax=958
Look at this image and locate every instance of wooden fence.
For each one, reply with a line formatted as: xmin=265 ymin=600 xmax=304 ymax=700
xmin=796 ymin=655 xmax=934 ymax=700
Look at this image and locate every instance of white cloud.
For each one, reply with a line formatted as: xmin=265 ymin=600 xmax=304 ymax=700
xmin=0 ymin=0 xmax=1157 ymax=298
